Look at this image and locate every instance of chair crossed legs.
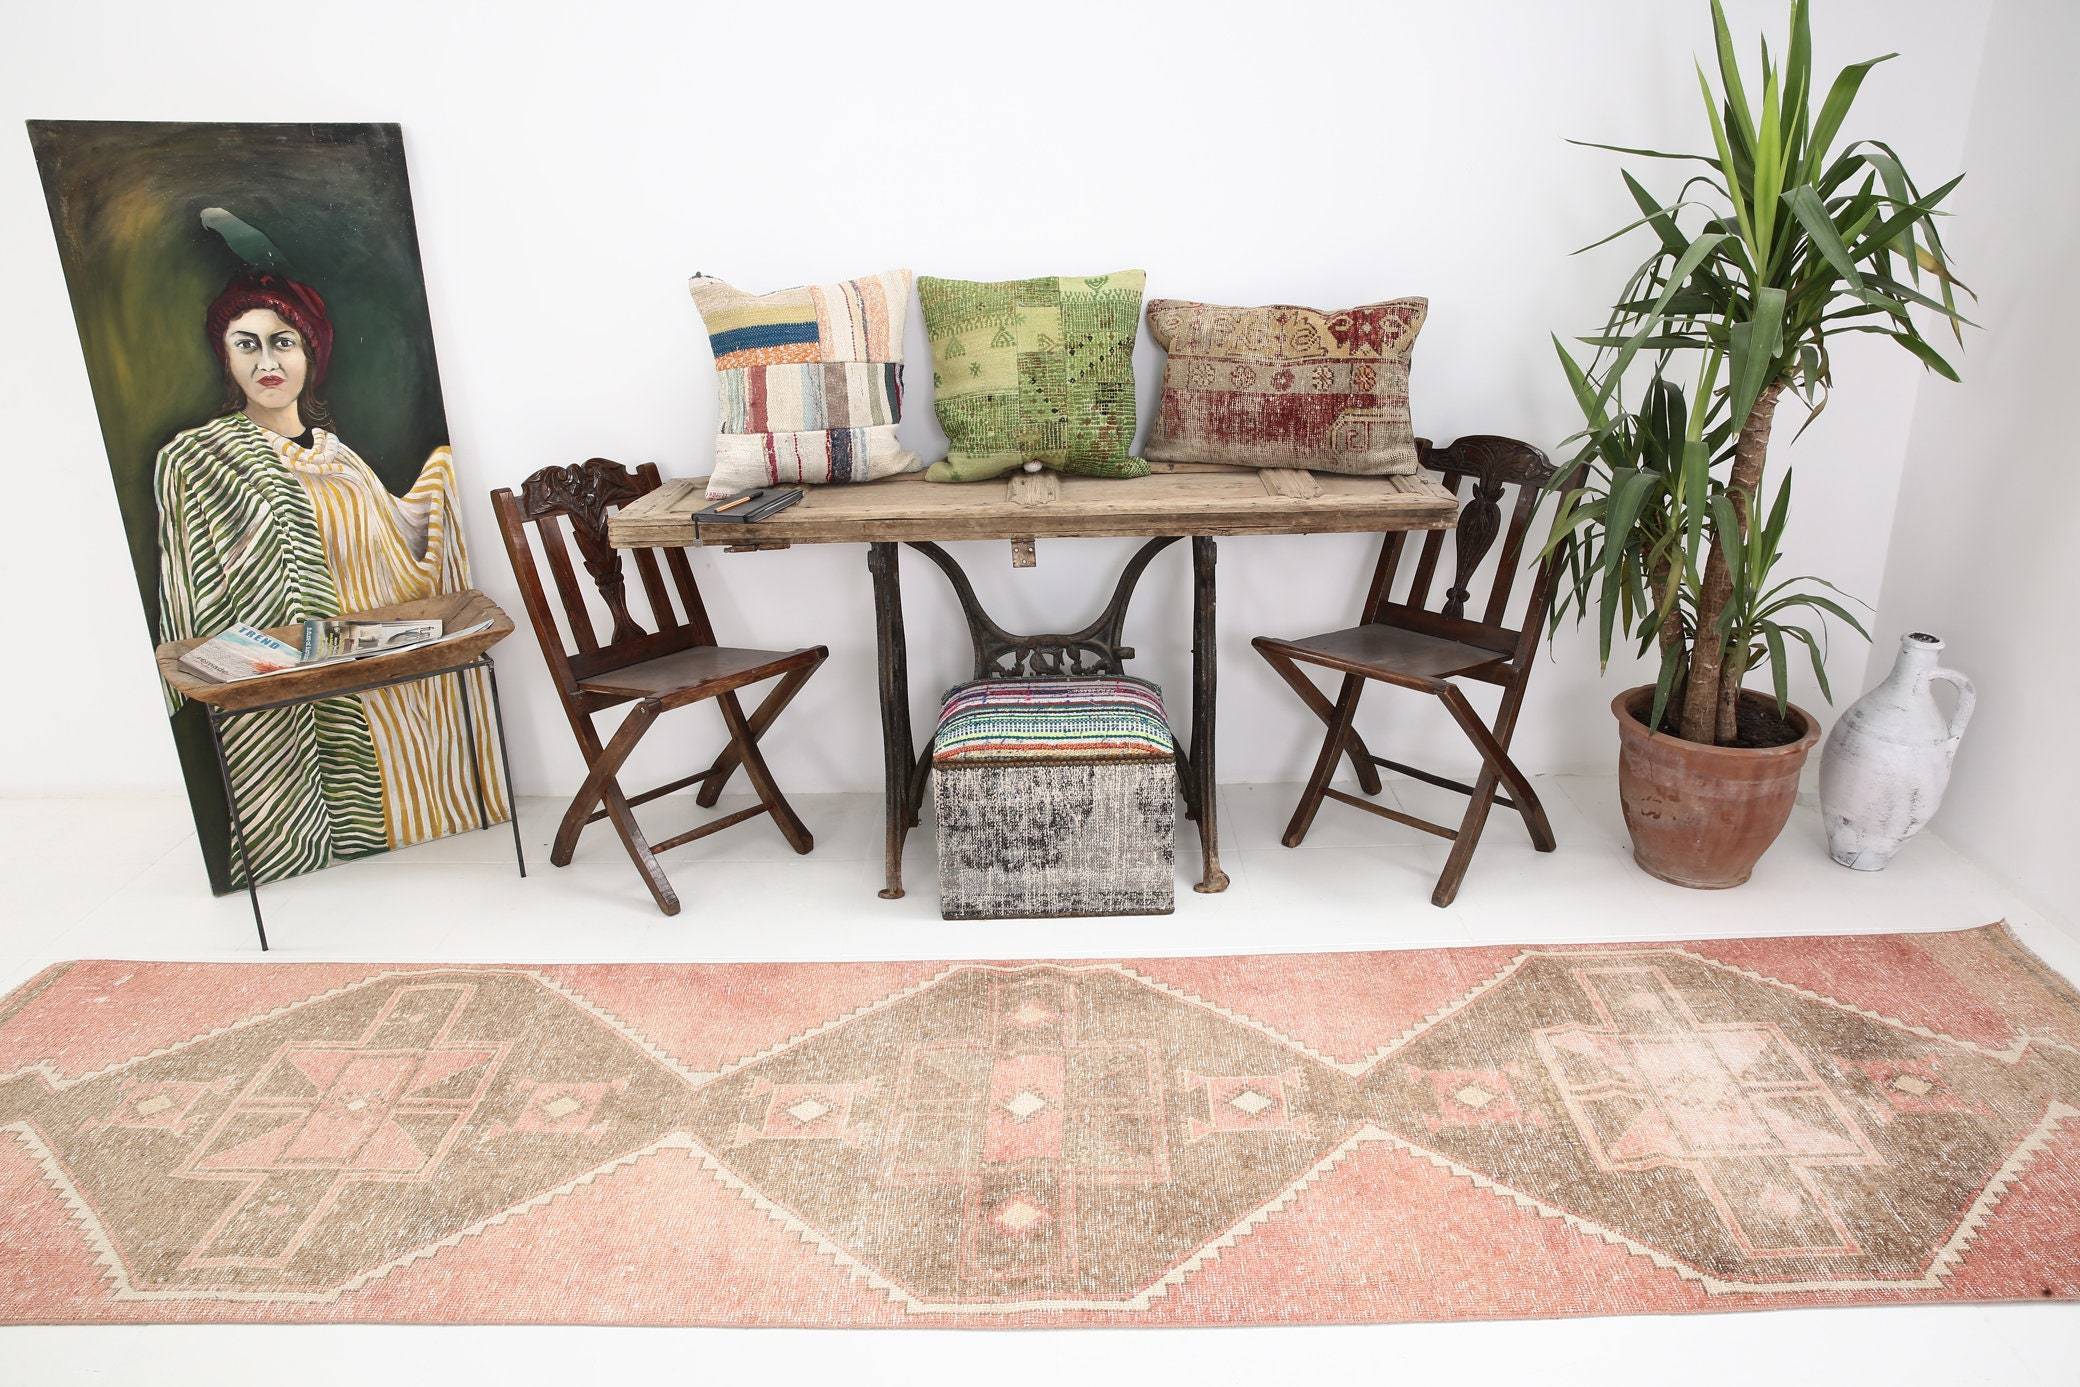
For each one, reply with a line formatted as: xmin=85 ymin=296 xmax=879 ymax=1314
xmin=1252 ymin=436 xmax=1569 ymax=907
xmin=493 ymin=459 xmax=826 ymax=915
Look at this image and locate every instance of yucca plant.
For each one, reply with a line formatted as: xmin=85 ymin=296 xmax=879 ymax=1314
xmin=1547 ymin=0 xmax=1971 ymax=745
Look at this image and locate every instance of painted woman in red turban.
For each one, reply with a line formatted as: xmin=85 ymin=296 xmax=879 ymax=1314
xmin=155 ymin=263 xmax=507 ymax=885
xmin=202 ymin=269 xmax=337 ymax=438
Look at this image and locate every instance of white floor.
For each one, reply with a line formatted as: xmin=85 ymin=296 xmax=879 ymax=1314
xmin=3 ymin=776 xmax=2077 ymax=1386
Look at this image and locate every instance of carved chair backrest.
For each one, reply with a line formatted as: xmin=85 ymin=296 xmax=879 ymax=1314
xmin=1361 ymin=436 xmax=1567 ymax=665
xmin=491 ymin=459 xmax=718 ymax=697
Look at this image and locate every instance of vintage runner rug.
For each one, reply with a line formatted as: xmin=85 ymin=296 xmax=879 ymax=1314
xmin=3 ymin=922 xmax=2078 ymax=1326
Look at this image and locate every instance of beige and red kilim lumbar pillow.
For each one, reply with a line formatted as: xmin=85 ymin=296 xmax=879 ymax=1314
xmin=1144 ymin=296 xmax=1427 ymax=474
xmin=689 ymin=269 xmax=923 ymax=498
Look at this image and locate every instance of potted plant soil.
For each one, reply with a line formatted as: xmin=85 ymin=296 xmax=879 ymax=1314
xmin=1546 ymin=0 xmax=1969 ymax=887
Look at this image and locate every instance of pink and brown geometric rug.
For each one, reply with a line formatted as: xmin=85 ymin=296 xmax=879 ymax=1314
xmin=3 ymin=922 xmax=2078 ymax=1327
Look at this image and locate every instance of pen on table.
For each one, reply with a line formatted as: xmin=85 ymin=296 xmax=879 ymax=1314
xmin=713 ymin=494 xmax=754 ymax=514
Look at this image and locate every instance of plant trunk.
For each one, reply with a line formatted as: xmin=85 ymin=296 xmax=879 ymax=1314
xmin=1648 ymin=551 xmax=1687 ymax=729
xmin=1717 ymin=643 xmax=1745 ymax=743
xmin=1678 ymin=382 xmax=1785 ymax=744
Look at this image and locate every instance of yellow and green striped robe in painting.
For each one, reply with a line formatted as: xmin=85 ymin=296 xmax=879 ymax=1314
xmin=156 ymin=414 xmax=509 ymax=886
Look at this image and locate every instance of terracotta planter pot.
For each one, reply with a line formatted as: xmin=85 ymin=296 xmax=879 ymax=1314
xmin=1612 ymin=686 xmax=1820 ymax=889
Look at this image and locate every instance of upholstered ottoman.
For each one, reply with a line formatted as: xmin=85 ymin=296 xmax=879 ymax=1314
xmin=932 ymin=676 xmax=1177 ymax=919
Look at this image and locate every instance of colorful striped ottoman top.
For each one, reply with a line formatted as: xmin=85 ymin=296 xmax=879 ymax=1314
xmin=933 ymin=677 xmax=1175 ymax=765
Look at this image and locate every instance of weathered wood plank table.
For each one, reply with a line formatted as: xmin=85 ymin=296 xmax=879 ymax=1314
xmin=609 ymin=463 xmax=1458 ymax=901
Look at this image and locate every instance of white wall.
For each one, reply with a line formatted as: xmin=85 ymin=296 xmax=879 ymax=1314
xmin=1868 ymin=0 xmax=2079 ymax=925
xmin=0 ymin=0 xmax=1990 ymax=807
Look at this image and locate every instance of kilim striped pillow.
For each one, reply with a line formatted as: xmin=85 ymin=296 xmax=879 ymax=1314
xmin=689 ymin=270 xmax=923 ymax=498
xmin=933 ymin=677 xmax=1176 ymax=765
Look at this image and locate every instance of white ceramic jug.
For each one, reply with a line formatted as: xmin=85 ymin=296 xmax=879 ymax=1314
xmin=1818 ymin=632 xmax=1975 ymax=870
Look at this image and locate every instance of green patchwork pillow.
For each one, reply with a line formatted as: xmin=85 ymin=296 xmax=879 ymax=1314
xmin=918 ymin=270 xmax=1149 ymax=482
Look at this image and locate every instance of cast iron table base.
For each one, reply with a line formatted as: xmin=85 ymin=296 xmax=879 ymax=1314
xmin=867 ymin=535 xmax=1226 ymax=901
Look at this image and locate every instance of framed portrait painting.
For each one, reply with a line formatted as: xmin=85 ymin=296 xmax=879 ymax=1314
xmin=29 ymin=121 xmax=509 ymax=894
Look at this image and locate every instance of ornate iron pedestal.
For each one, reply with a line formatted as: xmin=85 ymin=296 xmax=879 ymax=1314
xmin=867 ymin=536 xmax=1226 ymax=901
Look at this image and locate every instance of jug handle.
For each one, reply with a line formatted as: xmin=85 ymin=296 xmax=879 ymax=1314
xmin=1932 ymin=667 xmax=1976 ymax=750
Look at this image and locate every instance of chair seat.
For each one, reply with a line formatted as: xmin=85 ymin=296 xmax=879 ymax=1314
xmin=1257 ymin=624 xmax=1511 ymax=683
xmin=933 ymin=677 xmax=1175 ymax=766
xmin=577 ymin=645 xmax=817 ymax=701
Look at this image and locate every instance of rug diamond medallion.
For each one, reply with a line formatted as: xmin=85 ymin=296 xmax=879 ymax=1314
xmin=687 ymin=966 xmax=1367 ymax=1309
xmin=3 ymin=926 xmax=2078 ymax=1324
xmin=1371 ymin=951 xmax=2080 ymax=1290
xmin=3 ymin=971 xmax=693 ymax=1302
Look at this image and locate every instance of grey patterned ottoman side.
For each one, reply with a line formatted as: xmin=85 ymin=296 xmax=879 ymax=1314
xmin=935 ymin=759 xmax=1176 ymax=919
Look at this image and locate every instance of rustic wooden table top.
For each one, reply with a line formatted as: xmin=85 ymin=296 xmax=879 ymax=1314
xmin=155 ymin=589 xmax=514 ymax=713
xmin=607 ymin=463 xmax=1459 ymax=549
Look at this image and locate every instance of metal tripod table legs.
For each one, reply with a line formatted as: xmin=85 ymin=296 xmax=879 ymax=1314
xmin=205 ymin=653 xmax=526 ymax=950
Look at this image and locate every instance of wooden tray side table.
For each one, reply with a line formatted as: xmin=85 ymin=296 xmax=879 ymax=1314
xmin=154 ymin=589 xmax=525 ymax=948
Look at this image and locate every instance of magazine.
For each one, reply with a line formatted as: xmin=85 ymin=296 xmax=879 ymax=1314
xmin=300 ymin=618 xmax=443 ymax=661
xmin=175 ymin=617 xmax=494 ymax=685
xmin=174 ymin=623 xmax=305 ymax=683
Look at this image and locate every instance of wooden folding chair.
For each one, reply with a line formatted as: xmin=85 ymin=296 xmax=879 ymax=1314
xmin=1251 ymin=436 xmax=1571 ymax=907
xmin=491 ymin=459 xmax=826 ymax=915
